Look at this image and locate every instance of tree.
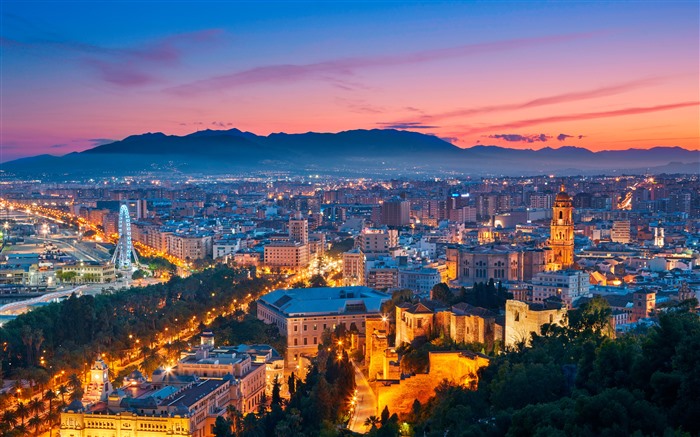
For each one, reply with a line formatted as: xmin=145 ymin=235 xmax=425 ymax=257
xmin=271 ymin=375 xmax=282 ymax=406
xmin=28 ymin=398 xmax=43 ymax=417
xmin=132 ymin=270 xmax=146 ymax=280
xmin=380 ymin=405 xmax=390 ymax=425
xmin=364 ymin=415 xmax=380 ymax=429
xmin=28 ymin=415 xmax=42 ymax=437
xmin=67 ymin=374 xmax=83 ymax=401
xmin=212 ymin=416 xmax=233 ymax=437
xmin=1 ymin=410 xmax=17 ymax=428
xmin=309 ymin=274 xmax=328 ymax=288
xmin=57 ymin=385 xmax=68 ymax=404
xmin=430 ymin=283 xmax=452 ymax=304
xmin=15 ymin=401 xmax=29 ymax=426
xmin=288 ymin=372 xmax=296 ymax=395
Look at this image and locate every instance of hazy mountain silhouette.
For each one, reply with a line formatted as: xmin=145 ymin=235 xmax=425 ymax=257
xmin=3 ymin=128 xmax=698 ymax=177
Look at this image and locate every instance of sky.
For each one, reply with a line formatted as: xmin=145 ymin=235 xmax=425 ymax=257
xmin=1 ymin=1 xmax=699 ymax=162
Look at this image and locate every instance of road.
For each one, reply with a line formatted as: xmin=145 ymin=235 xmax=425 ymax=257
xmin=348 ymin=360 xmax=377 ymax=434
xmin=0 ymin=278 xmax=132 ymax=317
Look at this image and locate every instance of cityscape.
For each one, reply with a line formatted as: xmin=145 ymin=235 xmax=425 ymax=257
xmin=0 ymin=2 xmax=699 ymax=437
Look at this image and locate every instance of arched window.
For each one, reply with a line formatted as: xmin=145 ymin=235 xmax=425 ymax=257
xmin=559 ymin=211 xmax=563 ymax=220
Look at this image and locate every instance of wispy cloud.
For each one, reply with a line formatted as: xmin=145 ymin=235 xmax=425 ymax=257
xmin=2 ymin=29 xmax=226 ymax=86
xmin=381 ymin=78 xmax=662 ymax=129
xmin=167 ymin=32 xmax=597 ymax=95
xmin=378 ymin=121 xmax=438 ymax=130
xmin=49 ymin=144 xmax=68 ymax=149
xmin=87 ymin=138 xmax=114 ymax=146
xmin=462 ymin=101 xmax=699 ymax=135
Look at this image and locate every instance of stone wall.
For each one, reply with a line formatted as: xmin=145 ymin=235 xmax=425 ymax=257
xmin=374 ymin=351 xmax=489 ymax=418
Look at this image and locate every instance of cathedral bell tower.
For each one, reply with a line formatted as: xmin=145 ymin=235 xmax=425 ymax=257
xmin=549 ymin=185 xmax=574 ymax=270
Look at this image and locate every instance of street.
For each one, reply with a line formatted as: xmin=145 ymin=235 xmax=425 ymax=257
xmin=348 ymin=360 xmax=377 ymax=434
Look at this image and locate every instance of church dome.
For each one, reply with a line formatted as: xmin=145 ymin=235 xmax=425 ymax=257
xmin=555 ymin=185 xmax=571 ymax=201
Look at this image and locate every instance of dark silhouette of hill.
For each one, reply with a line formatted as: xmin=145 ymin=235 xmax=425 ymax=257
xmin=3 ymin=128 xmax=698 ymax=177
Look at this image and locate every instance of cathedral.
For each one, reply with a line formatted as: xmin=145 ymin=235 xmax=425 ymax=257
xmin=548 ymin=185 xmax=574 ymax=270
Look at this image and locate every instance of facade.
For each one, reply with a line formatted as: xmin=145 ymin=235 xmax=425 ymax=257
xmin=447 ymin=302 xmax=501 ymax=348
xmin=531 ymin=270 xmax=590 ymax=308
xmin=59 ymin=412 xmax=192 ymax=437
xmin=342 ymin=248 xmax=365 ymax=286
xmin=397 ymin=268 xmax=441 ymax=294
xmin=611 ymin=220 xmax=631 ymax=243
xmin=257 ymin=286 xmax=389 ymax=362
xmin=166 ymin=234 xmax=213 ymax=260
xmin=504 ymin=299 xmax=567 ymax=347
xmin=395 ymin=302 xmax=441 ymax=346
xmin=288 ymin=213 xmax=309 ymax=244
xmin=549 ymin=185 xmax=574 ymax=270
xmin=446 ymin=245 xmax=547 ymax=284
xmin=213 ymin=238 xmax=241 ymax=259
xmin=394 ymin=301 xmax=502 ymax=349
xmin=61 ymin=261 xmax=116 ymax=283
xmin=264 ymin=241 xmax=309 ymax=271
xmin=631 ymin=290 xmax=656 ymax=322
xmin=365 ymin=261 xmax=399 ymax=290
xmin=357 ymin=227 xmax=398 ymax=257
xmin=380 ymin=199 xmax=410 ymax=227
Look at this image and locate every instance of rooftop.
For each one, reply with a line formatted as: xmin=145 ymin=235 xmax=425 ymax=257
xmin=259 ymin=286 xmax=389 ymax=316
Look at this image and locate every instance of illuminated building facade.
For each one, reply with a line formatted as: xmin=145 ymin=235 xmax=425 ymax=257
xmin=549 ymin=185 xmax=574 ymax=270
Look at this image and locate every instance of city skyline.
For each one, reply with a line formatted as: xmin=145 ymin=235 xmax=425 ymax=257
xmin=2 ymin=1 xmax=699 ymax=162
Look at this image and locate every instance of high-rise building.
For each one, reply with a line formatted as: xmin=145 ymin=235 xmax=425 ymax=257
xmin=343 ymin=249 xmax=366 ymax=286
xmin=289 ymin=212 xmax=309 ymax=244
xmin=611 ymin=220 xmax=631 ymax=243
xmin=380 ymin=198 xmax=410 ymax=227
xmin=549 ymin=185 xmax=574 ymax=270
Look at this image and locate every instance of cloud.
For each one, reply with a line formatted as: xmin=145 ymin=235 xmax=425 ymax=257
xmin=3 ymin=29 xmax=226 ymax=87
xmin=488 ymin=133 xmax=551 ymax=143
xmin=88 ymin=138 xmax=114 ymax=146
xmin=49 ymin=144 xmax=68 ymax=148
xmin=556 ymin=133 xmax=585 ymax=141
xmin=378 ymin=121 xmax=438 ymax=130
xmin=167 ymin=31 xmax=596 ymax=95
xmin=211 ymin=121 xmax=234 ymax=127
xmin=463 ymin=101 xmax=699 ymax=135
xmin=418 ymin=78 xmax=663 ymax=123
xmin=439 ymin=136 xmax=459 ymax=144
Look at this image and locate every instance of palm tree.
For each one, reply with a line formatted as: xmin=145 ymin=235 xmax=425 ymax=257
xmin=28 ymin=398 xmax=44 ymax=417
xmin=14 ymin=423 xmax=29 ymax=437
xmin=44 ymin=389 xmax=57 ymax=414
xmin=364 ymin=415 xmax=380 ymax=429
xmin=67 ymin=373 xmax=83 ymax=401
xmin=15 ymin=401 xmax=29 ymax=426
xmin=57 ymin=385 xmax=68 ymax=404
xmin=1 ymin=410 xmax=17 ymax=428
xmin=28 ymin=415 xmax=42 ymax=437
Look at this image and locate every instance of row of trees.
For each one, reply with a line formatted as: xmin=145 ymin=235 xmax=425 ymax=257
xmin=410 ymin=297 xmax=700 ymax=436
xmin=430 ymin=279 xmax=513 ymax=310
xmin=0 ymin=266 xmax=271 ymax=396
xmin=0 ymin=373 xmax=83 ymax=437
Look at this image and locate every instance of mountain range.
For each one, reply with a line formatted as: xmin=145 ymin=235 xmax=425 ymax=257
xmin=2 ymin=128 xmax=698 ymax=177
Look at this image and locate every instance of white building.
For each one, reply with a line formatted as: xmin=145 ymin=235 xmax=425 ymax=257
xmin=611 ymin=220 xmax=631 ymax=244
xmin=531 ymin=270 xmax=590 ymax=308
xmin=398 ymin=268 xmax=442 ymax=294
xmin=357 ymin=227 xmax=398 ymax=258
